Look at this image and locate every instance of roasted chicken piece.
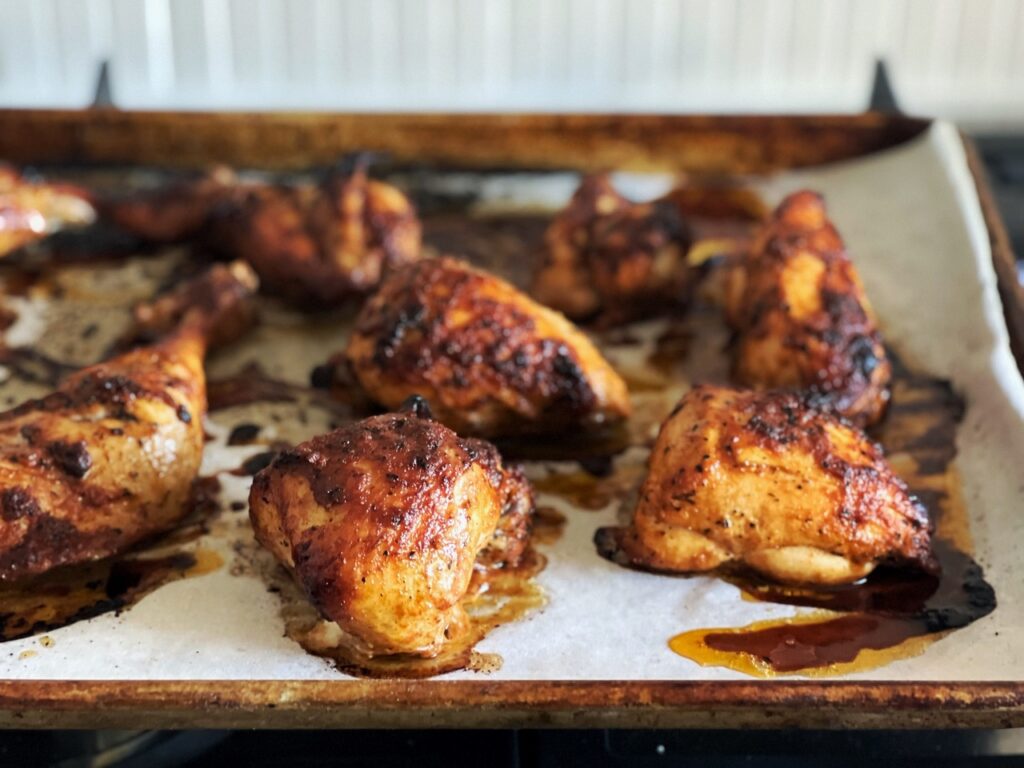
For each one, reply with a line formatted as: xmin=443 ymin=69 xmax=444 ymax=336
xmin=0 ymin=165 xmax=95 ymax=256
xmin=97 ymin=165 xmax=237 ymax=244
xmin=0 ymin=262 xmax=258 ymax=580
xmin=249 ymin=397 xmax=534 ymax=658
xmin=531 ymin=173 xmax=694 ymax=323
xmin=725 ymin=190 xmax=891 ymax=425
xmin=211 ymin=162 xmax=421 ymax=306
xmin=346 ymin=256 xmax=631 ymax=438
xmin=596 ymin=385 xmax=933 ymax=585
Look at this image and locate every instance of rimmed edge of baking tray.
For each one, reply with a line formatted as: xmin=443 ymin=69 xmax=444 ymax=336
xmin=0 ymin=680 xmax=1022 ymax=729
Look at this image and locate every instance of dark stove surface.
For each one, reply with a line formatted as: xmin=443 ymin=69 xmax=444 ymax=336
xmin=4 ymin=728 xmax=1024 ymax=767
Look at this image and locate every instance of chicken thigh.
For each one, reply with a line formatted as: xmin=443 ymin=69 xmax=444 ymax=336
xmin=0 ymin=261 xmax=258 ymax=580
xmin=531 ymin=173 xmax=694 ymax=323
xmin=596 ymin=385 xmax=933 ymax=585
xmin=725 ymin=190 xmax=891 ymax=425
xmin=346 ymin=256 xmax=632 ymax=438
xmin=211 ymin=162 xmax=421 ymax=306
xmin=248 ymin=397 xmax=534 ymax=658
xmin=97 ymin=165 xmax=237 ymax=244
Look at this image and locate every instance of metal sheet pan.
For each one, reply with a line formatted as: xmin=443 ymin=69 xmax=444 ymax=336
xmin=0 ymin=111 xmax=1021 ymax=729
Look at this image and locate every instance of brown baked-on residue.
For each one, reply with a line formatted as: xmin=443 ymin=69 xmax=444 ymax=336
xmin=249 ymin=398 xmax=534 ymax=659
xmin=725 ymin=190 xmax=891 ymax=426
xmin=345 ymin=256 xmax=631 ymax=438
xmin=0 ymin=262 xmax=257 ymax=581
xmin=596 ymin=385 xmax=933 ymax=586
xmin=531 ymin=173 xmax=695 ymax=324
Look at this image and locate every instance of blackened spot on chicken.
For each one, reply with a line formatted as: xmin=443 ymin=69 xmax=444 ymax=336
xmin=18 ymin=425 xmax=40 ymax=445
xmin=373 ymin=302 xmax=426 ymax=367
xmin=548 ymin=345 xmax=595 ymax=411
xmin=746 ymin=413 xmax=797 ymax=445
xmin=46 ymin=440 xmax=92 ymax=478
xmin=1 ymin=488 xmax=40 ymax=521
xmin=400 ymin=394 xmax=433 ymax=420
xmin=849 ymin=333 xmax=880 ymax=378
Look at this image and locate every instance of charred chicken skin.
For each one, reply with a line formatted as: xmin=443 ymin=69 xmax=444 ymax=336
xmin=249 ymin=397 xmax=534 ymax=658
xmin=346 ymin=256 xmax=632 ymax=438
xmin=0 ymin=262 xmax=258 ymax=580
xmin=0 ymin=165 xmax=95 ymax=256
xmin=97 ymin=165 xmax=237 ymax=244
xmin=725 ymin=190 xmax=891 ymax=425
xmin=531 ymin=173 xmax=694 ymax=323
xmin=211 ymin=163 xmax=421 ymax=306
xmin=596 ymin=385 xmax=933 ymax=585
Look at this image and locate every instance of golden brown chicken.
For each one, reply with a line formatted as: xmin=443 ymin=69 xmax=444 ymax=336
xmin=0 ymin=165 xmax=95 ymax=256
xmin=346 ymin=256 xmax=632 ymax=438
xmin=248 ymin=397 xmax=534 ymax=658
xmin=531 ymin=173 xmax=694 ymax=323
xmin=211 ymin=162 xmax=421 ymax=306
xmin=725 ymin=190 xmax=891 ymax=425
xmin=97 ymin=165 xmax=237 ymax=244
xmin=596 ymin=385 xmax=933 ymax=585
xmin=0 ymin=261 xmax=258 ymax=580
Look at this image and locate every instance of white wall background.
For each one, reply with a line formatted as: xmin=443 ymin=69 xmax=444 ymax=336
xmin=0 ymin=0 xmax=1021 ymax=129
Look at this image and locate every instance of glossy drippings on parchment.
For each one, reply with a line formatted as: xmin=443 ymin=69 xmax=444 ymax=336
xmin=275 ymin=547 xmax=548 ymax=678
xmin=0 ymin=546 xmax=222 ymax=642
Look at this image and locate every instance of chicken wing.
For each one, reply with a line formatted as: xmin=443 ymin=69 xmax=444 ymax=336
xmin=0 ymin=165 xmax=95 ymax=256
xmin=725 ymin=190 xmax=891 ymax=425
xmin=97 ymin=165 xmax=237 ymax=244
xmin=596 ymin=385 xmax=933 ymax=585
xmin=211 ymin=162 xmax=421 ymax=306
xmin=248 ymin=397 xmax=534 ymax=658
xmin=346 ymin=256 xmax=631 ymax=438
xmin=0 ymin=261 xmax=258 ymax=580
xmin=531 ymin=173 xmax=694 ymax=323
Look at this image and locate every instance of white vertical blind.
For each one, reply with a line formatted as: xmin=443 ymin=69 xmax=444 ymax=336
xmin=0 ymin=0 xmax=1020 ymax=128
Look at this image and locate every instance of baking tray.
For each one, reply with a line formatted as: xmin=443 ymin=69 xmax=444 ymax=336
xmin=0 ymin=110 xmax=1021 ymax=729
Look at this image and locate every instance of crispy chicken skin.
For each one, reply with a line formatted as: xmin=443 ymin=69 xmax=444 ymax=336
xmin=0 ymin=262 xmax=258 ymax=580
xmin=248 ymin=398 xmax=534 ymax=657
xmin=596 ymin=385 xmax=933 ymax=585
xmin=97 ymin=166 xmax=237 ymax=244
xmin=725 ymin=190 xmax=891 ymax=425
xmin=212 ymin=163 xmax=421 ymax=306
xmin=346 ymin=256 xmax=632 ymax=438
xmin=0 ymin=165 xmax=94 ymax=256
xmin=531 ymin=173 xmax=694 ymax=323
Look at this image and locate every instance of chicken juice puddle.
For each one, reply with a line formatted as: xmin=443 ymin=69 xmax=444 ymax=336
xmin=667 ymin=358 xmax=997 ymax=677
xmin=277 ymin=545 xmax=550 ymax=679
xmin=0 ymin=545 xmax=222 ymax=641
